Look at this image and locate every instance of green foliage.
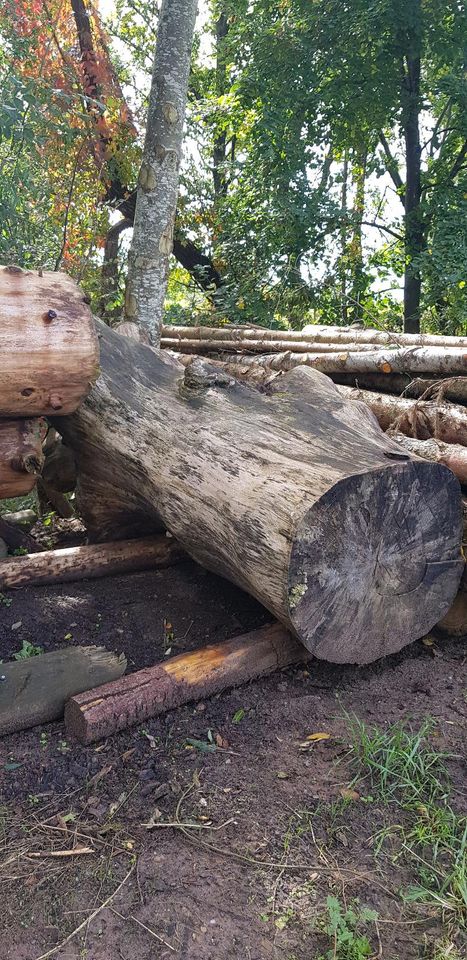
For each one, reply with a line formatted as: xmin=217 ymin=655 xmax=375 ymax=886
xmin=13 ymin=640 xmax=43 ymax=660
xmin=315 ymin=897 xmax=377 ymax=960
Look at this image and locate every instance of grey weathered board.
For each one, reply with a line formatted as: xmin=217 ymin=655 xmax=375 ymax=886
xmin=0 ymin=646 xmax=126 ymax=735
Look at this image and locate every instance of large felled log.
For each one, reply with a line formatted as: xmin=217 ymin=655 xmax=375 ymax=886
xmin=58 ymin=322 xmax=464 ymax=664
xmin=0 ymin=419 xmax=45 ymax=498
xmin=65 ymin=623 xmax=306 ymax=743
xmin=0 ymin=646 xmax=127 ymax=735
xmin=0 ymin=535 xmax=185 ymax=590
xmin=0 ymin=265 xmax=99 ymax=416
xmin=162 ymin=324 xmax=467 ymax=350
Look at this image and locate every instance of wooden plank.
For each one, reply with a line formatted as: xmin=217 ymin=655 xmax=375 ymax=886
xmin=0 ymin=646 xmax=127 ymax=735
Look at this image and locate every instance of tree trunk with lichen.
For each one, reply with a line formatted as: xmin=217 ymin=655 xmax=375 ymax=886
xmin=124 ymin=0 xmax=198 ymax=344
xmin=59 ymin=322 xmax=464 ymax=665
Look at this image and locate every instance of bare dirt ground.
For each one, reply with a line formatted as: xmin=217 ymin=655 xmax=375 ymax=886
xmin=0 ymin=552 xmax=466 ymax=960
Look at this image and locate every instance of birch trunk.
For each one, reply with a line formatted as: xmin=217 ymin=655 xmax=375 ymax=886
xmin=124 ymin=0 xmax=198 ymax=344
xmin=211 ymin=348 xmax=467 ymax=377
xmin=58 ymin=322 xmax=464 ymax=665
xmin=162 ymin=324 xmax=467 ymax=350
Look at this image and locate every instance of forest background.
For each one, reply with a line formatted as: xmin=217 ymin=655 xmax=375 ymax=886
xmin=0 ymin=0 xmax=466 ymax=335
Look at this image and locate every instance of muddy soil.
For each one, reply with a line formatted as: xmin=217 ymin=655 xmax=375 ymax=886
xmin=0 ymin=559 xmax=466 ymax=960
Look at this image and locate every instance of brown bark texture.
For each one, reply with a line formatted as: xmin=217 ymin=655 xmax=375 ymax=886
xmin=65 ymin=623 xmax=306 ymax=743
xmin=0 ymin=535 xmax=184 ymax=590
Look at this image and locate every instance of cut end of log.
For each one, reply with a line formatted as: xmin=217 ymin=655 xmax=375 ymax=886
xmin=287 ymin=461 xmax=464 ymax=663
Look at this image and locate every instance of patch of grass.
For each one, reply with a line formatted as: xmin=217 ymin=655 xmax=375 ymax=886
xmin=345 ymin=715 xmax=467 ymax=929
xmin=315 ymin=896 xmax=378 ymax=960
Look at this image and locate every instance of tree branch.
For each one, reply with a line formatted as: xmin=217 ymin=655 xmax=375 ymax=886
xmin=379 ymin=132 xmax=405 ymax=205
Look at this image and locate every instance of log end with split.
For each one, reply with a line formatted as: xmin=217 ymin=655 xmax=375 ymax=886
xmin=287 ymin=461 xmax=464 ymax=663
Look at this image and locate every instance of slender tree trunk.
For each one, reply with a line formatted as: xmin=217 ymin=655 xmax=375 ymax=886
xmin=100 ymin=218 xmax=131 ymax=320
xmin=124 ymin=0 xmax=198 ymax=344
xmin=349 ymin=149 xmax=367 ymax=323
xmin=212 ymin=11 xmax=229 ymax=199
xmin=402 ymin=0 xmax=423 ymax=333
xmin=339 ymin=154 xmax=349 ymax=324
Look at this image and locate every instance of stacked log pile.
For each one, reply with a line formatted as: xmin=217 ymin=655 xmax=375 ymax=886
xmin=0 ymin=265 xmax=99 ymax=502
xmin=161 ymin=323 xmax=467 ymax=485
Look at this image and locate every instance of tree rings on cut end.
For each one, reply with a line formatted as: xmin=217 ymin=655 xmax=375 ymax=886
xmin=287 ymin=461 xmax=464 ymax=664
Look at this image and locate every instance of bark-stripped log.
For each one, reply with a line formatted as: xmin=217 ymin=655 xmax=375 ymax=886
xmin=0 ymin=419 xmax=45 ymax=498
xmin=58 ymin=323 xmax=464 ymax=664
xmin=0 ymin=265 xmax=99 ymax=416
xmin=391 ymin=434 xmax=467 ymax=485
xmin=162 ymin=324 xmax=467 ymax=350
xmin=65 ymin=623 xmax=307 ymax=743
xmin=207 ymin=347 xmax=467 ymax=377
xmin=0 ymin=646 xmax=127 ymax=735
xmin=338 ymin=386 xmax=467 ymax=446
xmin=0 ymin=535 xmax=185 ymax=590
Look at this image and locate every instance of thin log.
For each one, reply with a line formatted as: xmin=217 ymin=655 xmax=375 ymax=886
xmin=65 ymin=623 xmax=307 ymax=744
xmin=162 ymin=324 xmax=467 ymax=350
xmin=0 ymin=265 xmax=99 ymax=416
xmin=0 ymin=535 xmax=185 ymax=590
xmin=338 ymin=386 xmax=467 ymax=446
xmin=162 ymin=337 xmax=380 ymax=355
xmin=333 ymin=373 xmax=467 ymax=405
xmin=206 ymin=347 xmax=467 ymax=377
xmin=391 ymin=434 xmax=467 ymax=484
xmin=0 ymin=419 xmax=45 ymax=498
xmin=0 ymin=646 xmax=127 ymax=735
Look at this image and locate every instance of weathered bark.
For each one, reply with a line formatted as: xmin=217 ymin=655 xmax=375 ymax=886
xmin=124 ymin=0 xmax=198 ymax=343
xmin=0 ymin=266 xmax=99 ymax=416
xmin=59 ymin=322 xmax=464 ymax=664
xmin=207 ymin=347 xmax=467 ymax=377
xmin=163 ymin=324 xmax=467 ymax=350
xmin=338 ymin=386 xmax=467 ymax=446
xmin=0 ymin=419 xmax=45 ymax=498
xmin=0 ymin=516 xmax=42 ymax=554
xmin=0 ymin=646 xmax=127 ymax=735
xmin=65 ymin=623 xmax=306 ymax=743
xmin=391 ymin=434 xmax=467 ymax=485
xmin=0 ymin=535 xmax=184 ymax=590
